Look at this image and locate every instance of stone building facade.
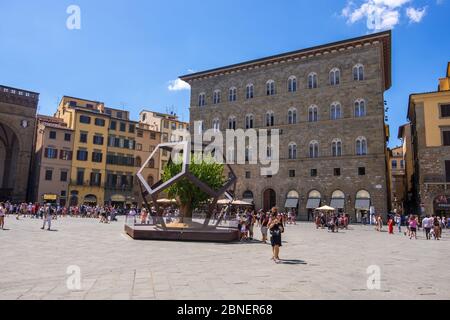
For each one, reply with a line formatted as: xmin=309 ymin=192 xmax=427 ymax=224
xmin=181 ymin=31 xmax=392 ymax=221
xmin=0 ymin=85 xmax=39 ymax=202
xmin=33 ymin=116 xmax=74 ymax=206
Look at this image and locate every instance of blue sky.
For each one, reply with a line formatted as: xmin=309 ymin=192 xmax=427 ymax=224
xmin=0 ymin=0 xmax=448 ymax=147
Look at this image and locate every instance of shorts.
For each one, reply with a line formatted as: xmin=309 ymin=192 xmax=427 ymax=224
xmin=261 ymin=226 xmax=268 ymax=236
xmin=410 ymin=227 xmax=417 ymax=232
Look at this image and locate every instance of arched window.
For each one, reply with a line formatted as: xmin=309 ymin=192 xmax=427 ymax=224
xmin=246 ymin=84 xmax=254 ymax=99
xmin=245 ymin=114 xmax=254 ymax=129
xmin=228 ymin=116 xmax=236 ymax=130
xmin=330 ymin=102 xmax=342 ymax=120
xmin=148 ymin=159 xmax=155 ymax=168
xmin=229 ymin=87 xmax=237 ymax=102
xmin=147 ymin=175 xmax=154 ymax=187
xmin=308 ymin=105 xmax=319 ymax=122
xmin=213 ymin=90 xmax=221 ymax=104
xmin=309 ymin=190 xmax=321 ymax=199
xmin=308 ymin=73 xmax=318 ymax=89
xmin=288 ymin=108 xmax=297 ymax=124
xmin=332 ymin=138 xmax=342 ymax=157
xmin=245 ymin=146 xmax=255 ymax=163
xmin=267 ymin=145 xmax=273 ymax=159
xmin=332 ymin=190 xmax=345 ymax=199
xmin=309 ymin=141 xmax=319 ymax=158
xmin=135 ymin=156 xmax=142 ymax=167
xmin=243 ymin=190 xmax=254 ymax=200
xmin=288 ymin=76 xmax=297 ymax=92
xmin=329 ymin=68 xmax=341 ymax=86
xmin=266 ymin=80 xmax=276 ymax=96
xmin=266 ymin=111 xmax=275 ymax=127
xmin=356 ymin=190 xmax=371 ymax=199
xmin=356 ymin=136 xmax=368 ymax=156
xmin=198 ymin=93 xmax=206 ymax=107
xmin=212 ymin=118 xmax=220 ymax=132
xmin=288 ymin=142 xmax=297 ymax=160
xmin=353 ymin=64 xmax=364 ymax=81
xmin=355 ymin=99 xmax=366 ymax=117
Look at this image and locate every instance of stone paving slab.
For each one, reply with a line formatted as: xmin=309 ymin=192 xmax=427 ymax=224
xmin=0 ymin=216 xmax=449 ymax=300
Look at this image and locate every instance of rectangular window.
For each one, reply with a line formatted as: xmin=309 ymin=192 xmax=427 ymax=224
xmin=69 ymin=101 xmax=77 ymax=107
xmin=77 ymin=150 xmax=88 ymax=161
xmin=446 ymin=161 xmax=450 ymax=182
xmin=245 ymin=171 xmax=251 ymax=179
xmin=64 ymin=133 xmax=71 ymax=141
xmin=392 ymin=160 xmax=398 ymax=169
xmin=311 ymin=169 xmax=318 ymax=177
xmin=137 ymin=129 xmax=143 ymax=138
xmin=358 ymin=167 xmax=366 ymax=176
xmin=334 ymin=168 xmax=341 ymax=176
xmin=136 ymin=143 xmax=143 ymax=151
xmin=60 ymin=171 xmax=68 ymax=182
xmin=49 ymin=131 xmax=57 ymax=139
xmin=440 ymin=104 xmax=450 ymax=118
xmin=45 ymin=170 xmax=53 ymax=181
xmin=289 ymin=170 xmax=296 ymax=178
xmin=79 ymin=115 xmax=91 ymax=124
xmin=110 ymin=121 xmax=117 ymax=131
xmin=80 ymin=133 xmax=88 ymax=143
xmin=92 ymin=152 xmax=103 ymax=163
xmin=76 ymin=170 xmax=84 ymax=185
xmin=95 ymin=118 xmax=106 ymax=127
xmin=60 ymin=150 xmax=72 ymax=161
xmin=164 ymin=121 xmax=169 ymax=129
xmin=45 ymin=148 xmax=58 ymax=159
xmin=117 ymin=111 xmax=123 ymax=119
xmin=120 ymin=122 xmax=126 ymax=132
xmin=443 ymin=130 xmax=450 ymax=146
xmin=90 ymin=172 xmax=102 ymax=186
xmin=150 ymin=132 xmax=156 ymax=140
xmin=93 ymin=135 xmax=104 ymax=145
xmin=86 ymin=103 xmax=94 ymax=109
xmin=129 ymin=124 xmax=135 ymax=133
xmin=61 ymin=190 xmax=67 ymax=197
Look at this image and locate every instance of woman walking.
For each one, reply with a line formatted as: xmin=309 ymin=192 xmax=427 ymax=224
xmin=388 ymin=217 xmax=394 ymax=235
xmin=433 ymin=216 xmax=441 ymax=240
xmin=409 ymin=216 xmax=418 ymax=240
xmin=0 ymin=203 xmax=5 ymax=230
xmin=269 ymin=208 xmax=284 ymax=263
xmin=260 ymin=212 xmax=269 ymax=244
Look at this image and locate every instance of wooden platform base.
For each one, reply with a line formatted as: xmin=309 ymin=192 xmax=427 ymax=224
xmin=125 ymin=225 xmax=239 ymax=243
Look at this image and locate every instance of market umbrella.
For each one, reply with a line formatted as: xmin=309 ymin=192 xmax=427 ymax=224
xmin=316 ymin=205 xmax=336 ymax=211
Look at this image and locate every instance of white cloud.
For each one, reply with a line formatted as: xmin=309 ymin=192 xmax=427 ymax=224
xmin=168 ymin=78 xmax=190 ymax=91
xmin=342 ymin=0 xmax=427 ymax=31
xmin=406 ymin=6 xmax=427 ymax=23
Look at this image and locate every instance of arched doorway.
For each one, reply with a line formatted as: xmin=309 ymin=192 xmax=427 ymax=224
xmin=263 ymin=189 xmax=276 ymax=212
xmin=285 ymin=190 xmax=299 ymax=212
xmin=306 ymin=190 xmax=322 ymax=221
xmin=83 ymin=194 xmax=98 ymax=206
xmin=0 ymin=123 xmax=20 ymax=201
xmin=355 ymin=190 xmax=371 ymax=223
xmin=243 ymin=190 xmax=254 ymax=203
xmin=330 ymin=190 xmax=345 ymax=213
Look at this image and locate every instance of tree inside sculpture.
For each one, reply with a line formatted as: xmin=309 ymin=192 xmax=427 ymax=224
xmin=162 ymin=155 xmax=225 ymax=221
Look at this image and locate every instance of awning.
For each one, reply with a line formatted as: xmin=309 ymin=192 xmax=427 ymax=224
xmin=330 ymin=198 xmax=345 ymax=209
xmin=242 ymin=199 xmax=254 ymax=204
xmin=306 ymin=198 xmax=321 ymax=209
xmin=110 ymin=195 xmax=126 ymax=202
xmin=285 ymin=198 xmax=299 ymax=208
xmin=355 ymin=199 xmax=371 ymax=210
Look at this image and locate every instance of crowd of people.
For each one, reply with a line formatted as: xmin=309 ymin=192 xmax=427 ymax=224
xmin=383 ymin=213 xmax=447 ymax=240
xmin=314 ymin=212 xmax=350 ymax=232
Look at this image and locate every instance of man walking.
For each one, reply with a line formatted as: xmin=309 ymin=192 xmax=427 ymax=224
xmin=423 ymin=215 xmax=432 ymax=240
xmin=41 ymin=205 xmax=53 ymax=231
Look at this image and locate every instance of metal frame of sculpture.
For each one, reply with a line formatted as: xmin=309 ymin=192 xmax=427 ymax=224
xmin=136 ymin=141 xmax=237 ymax=230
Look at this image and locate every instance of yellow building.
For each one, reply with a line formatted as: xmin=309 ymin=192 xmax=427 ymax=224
xmin=387 ymin=146 xmax=406 ymax=212
xmin=55 ymin=96 xmax=110 ymax=206
xmin=139 ymin=111 xmax=189 ymax=177
xmin=406 ymin=62 xmax=450 ymax=216
xmin=104 ymin=108 xmax=139 ymax=207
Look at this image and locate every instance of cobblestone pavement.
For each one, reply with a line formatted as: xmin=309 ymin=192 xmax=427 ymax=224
xmin=0 ymin=216 xmax=449 ymax=300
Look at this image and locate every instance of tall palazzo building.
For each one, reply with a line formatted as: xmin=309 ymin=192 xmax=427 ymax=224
xmin=182 ymin=31 xmax=392 ymax=221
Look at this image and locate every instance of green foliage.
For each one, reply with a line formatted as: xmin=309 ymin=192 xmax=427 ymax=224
xmin=162 ymin=155 xmax=226 ymax=216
